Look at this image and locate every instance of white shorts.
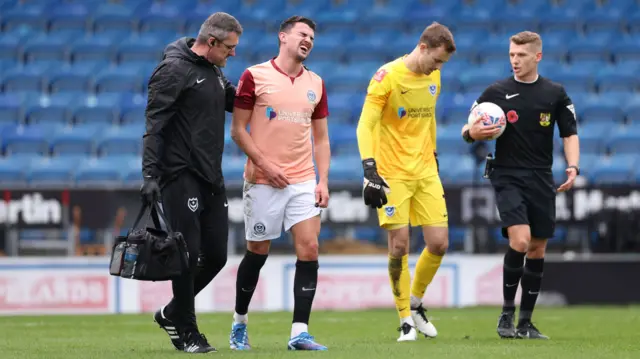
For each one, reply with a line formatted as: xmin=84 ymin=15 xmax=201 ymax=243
xmin=243 ymin=179 xmax=321 ymax=241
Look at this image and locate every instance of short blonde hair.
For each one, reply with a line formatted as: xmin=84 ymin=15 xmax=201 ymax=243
xmin=419 ymin=21 xmax=456 ymax=53
xmin=510 ymin=31 xmax=542 ymax=51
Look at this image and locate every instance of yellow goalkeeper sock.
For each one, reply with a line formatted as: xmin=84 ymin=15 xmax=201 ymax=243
xmin=388 ymin=254 xmax=411 ymax=319
xmin=411 ymin=248 xmax=444 ymax=301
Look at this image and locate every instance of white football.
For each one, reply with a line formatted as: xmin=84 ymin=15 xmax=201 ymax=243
xmin=467 ymin=102 xmax=507 ymax=140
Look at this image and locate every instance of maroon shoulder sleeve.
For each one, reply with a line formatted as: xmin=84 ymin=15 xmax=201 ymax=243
xmin=312 ymin=79 xmax=329 ymax=120
xmin=234 ymin=69 xmax=256 ymax=110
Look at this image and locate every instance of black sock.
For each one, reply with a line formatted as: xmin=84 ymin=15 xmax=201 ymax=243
xmin=503 ymin=247 xmax=526 ymax=312
xmin=234 ymin=250 xmax=268 ymax=315
xmin=519 ymin=257 xmax=544 ymax=325
xmin=293 ymin=259 xmax=319 ymax=324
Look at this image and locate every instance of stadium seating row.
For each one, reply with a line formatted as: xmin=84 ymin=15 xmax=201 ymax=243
xmin=1 ymin=149 xmax=638 ymax=187
xmin=3 ymin=91 xmax=640 ymax=127
xmin=3 ymin=30 xmax=640 ymax=69
xmin=2 ymin=0 xmax=640 ymax=35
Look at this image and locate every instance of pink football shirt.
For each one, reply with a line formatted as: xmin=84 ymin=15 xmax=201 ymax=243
xmin=234 ymin=58 xmax=329 ymax=185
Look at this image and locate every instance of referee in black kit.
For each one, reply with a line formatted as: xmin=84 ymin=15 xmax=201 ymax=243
xmin=140 ymin=12 xmax=242 ymax=353
xmin=461 ymin=31 xmax=580 ymax=340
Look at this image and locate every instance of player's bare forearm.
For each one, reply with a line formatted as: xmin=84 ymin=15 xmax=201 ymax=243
xmin=312 ymin=118 xmax=331 ymax=184
xmin=562 ymin=135 xmax=580 ymax=167
xmin=231 ymin=107 xmax=268 ymax=168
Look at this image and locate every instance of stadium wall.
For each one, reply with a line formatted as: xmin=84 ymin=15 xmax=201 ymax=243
xmin=0 ymin=255 xmax=639 ymax=316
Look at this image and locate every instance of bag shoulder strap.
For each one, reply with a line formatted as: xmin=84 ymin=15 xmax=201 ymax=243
xmin=128 ymin=201 xmax=174 ymax=235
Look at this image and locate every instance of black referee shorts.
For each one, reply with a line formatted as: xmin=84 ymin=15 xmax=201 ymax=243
xmin=489 ymin=167 xmax=556 ymax=240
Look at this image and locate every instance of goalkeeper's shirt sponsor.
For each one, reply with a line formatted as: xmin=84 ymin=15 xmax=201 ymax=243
xmin=358 ymin=57 xmax=441 ymax=180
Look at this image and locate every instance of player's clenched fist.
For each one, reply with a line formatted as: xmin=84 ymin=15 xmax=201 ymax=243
xmin=362 ymin=158 xmax=391 ymax=208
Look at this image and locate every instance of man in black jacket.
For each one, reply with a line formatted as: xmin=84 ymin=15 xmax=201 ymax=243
xmin=140 ymin=12 xmax=242 ymax=354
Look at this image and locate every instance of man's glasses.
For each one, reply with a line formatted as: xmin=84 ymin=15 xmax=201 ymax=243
xmin=210 ymin=35 xmax=236 ymax=51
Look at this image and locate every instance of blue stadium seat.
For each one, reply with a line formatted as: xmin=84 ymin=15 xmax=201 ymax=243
xmin=0 ymin=35 xmax=20 ymax=62
xmin=1 ymin=65 xmax=45 ymax=93
xmin=361 ymin=5 xmax=409 ymax=33
xmin=26 ymin=92 xmax=79 ymax=125
xmin=92 ymin=3 xmax=137 ymax=33
xmin=50 ymin=124 xmax=104 ymax=155
xmin=0 ymin=93 xmax=23 ymax=125
xmin=441 ymin=103 xmax=470 ymax=125
xmin=623 ymin=96 xmax=640 ymax=123
xmin=589 ymin=154 xmax=636 ymax=184
xmin=494 ymin=9 xmax=539 ymax=35
xmin=324 ymin=65 xmax=370 ymax=93
xmin=344 ymin=34 xmax=392 ymax=63
xmin=48 ymin=3 xmax=90 ymax=32
xmin=552 ymin=154 xmax=567 ymax=184
xmin=610 ymin=36 xmax=640 ymax=63
xmin=138 ymin=11 xmax=185 ymax=35
xmin=579 ymin=122 xmax=611 ymax=154
xmin=439 ymin=153 xmax=476 ymax=185
xmin=595 ymin=65 xmax=640 ymax=92
xmin=582 ymin=9 xmax=625 ymax=34
xmin=329 ymin=155 xmax=361 ymax=183
xmin=2 ymin=124 xmax=50 ymax=155
xmin=93 ymin=66 xmax=145 ymax=93
xmin=74 ymin=156 xmax=125 ymax=186
xmin=96 ymin=124 xmax=143 ymax=156
xmin=27 ymin=155 xmax=83 ymax=185
xmin=2 ymin=6 xmax=49 ymax=32
xmin=221 ymin=155 xmax=246 ymax=183
xmin=553 ymin=67 xmax=596 ymax=94
xmin=538 ymin=10 xmax=580 ymax=33
xmin=328 ymin=93 xmax=358 ymax=124
xmin=122 ymin=156 xmax=143 ymax=184
xmin=117 ymin=41 xmax=163 ymax=63
xmin=568 ymin=35 xmax=613 ymax=63
xmin=606 ymin=124 xmax=640 ymax=154
xmin=21 ymin=36 xmax=68 ymax=64
xmin=460 ymin=66 xmax=505 ymax=93
xmin=69 ymin=36 xmax=117 ymax=63
xmin=628 ymin=10 xmax=640 ymax=34
xmin=353 ymin=226 xmax=382 ymax=243
xmin=578 ymin=94 xmax=626 ymax=124
xmin=0 ymin=155 xmax=28 ymax=184
xmin=437 ymin=125 xmax=467 ymax=155
xmin=330 ymin=124 xmax=357 ymax=156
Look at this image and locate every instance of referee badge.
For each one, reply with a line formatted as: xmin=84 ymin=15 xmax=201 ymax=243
xmin=539 ymin=112 xmax=551 ymax=127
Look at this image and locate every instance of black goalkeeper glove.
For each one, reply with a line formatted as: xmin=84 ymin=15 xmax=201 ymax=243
xmin=140 ymin=176 xmax=161 ymax=205
xmin=362 ymin=158 xmax=390 ymax=209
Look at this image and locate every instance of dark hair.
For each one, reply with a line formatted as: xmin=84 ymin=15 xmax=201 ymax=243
xmin=278 ymin=16 xmax=316 ymax=46
xmin=419 ymin=21 xmax=456 ymax=54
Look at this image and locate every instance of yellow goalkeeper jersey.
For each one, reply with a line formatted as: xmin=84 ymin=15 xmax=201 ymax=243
xmin=356 ymin=56 xmax=441 ymax=180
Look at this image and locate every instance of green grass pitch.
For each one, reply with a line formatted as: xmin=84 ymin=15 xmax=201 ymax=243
xmin=0 ymin=306 xmax=639 ymax=358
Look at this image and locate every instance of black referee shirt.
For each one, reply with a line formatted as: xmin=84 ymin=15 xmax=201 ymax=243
xmin=472 ymin=76 xmax=578 ymax=170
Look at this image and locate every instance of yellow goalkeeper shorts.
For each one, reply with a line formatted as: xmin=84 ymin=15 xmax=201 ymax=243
xmin=376 ymin=174 xmax=449 ymax=228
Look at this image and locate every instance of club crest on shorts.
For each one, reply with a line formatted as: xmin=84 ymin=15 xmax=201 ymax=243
xmin=253 ymin=222 xmax=266 ymax=236
xmin=539 ymin=112 xmax=551 ymax=127
xmin=429 ymin=84 xmax=437 ymax=96
xmin=384 ymin=206 xmax=395 ymax=217
xmin=187 ymin=197 xmax=198 ymax=212
xmin=307 ymin=89 xmax=316 ymax=103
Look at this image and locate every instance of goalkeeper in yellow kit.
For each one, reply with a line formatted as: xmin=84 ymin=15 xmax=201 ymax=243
xmin=356 ymin=22 xmax=456 ymax=342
